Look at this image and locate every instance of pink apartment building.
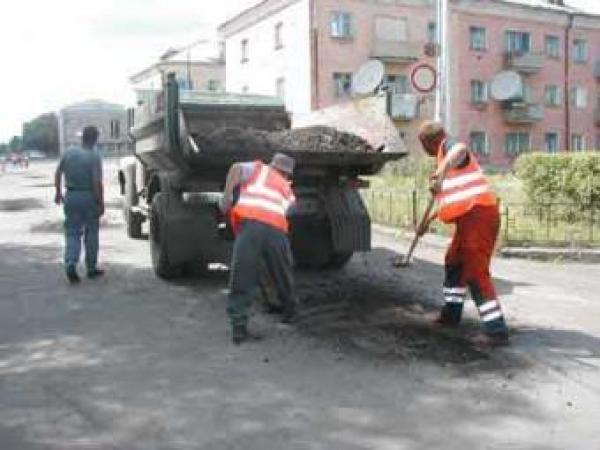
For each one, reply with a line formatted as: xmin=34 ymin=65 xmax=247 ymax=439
xmin=219 ymin=0 xmax=600 ymax=168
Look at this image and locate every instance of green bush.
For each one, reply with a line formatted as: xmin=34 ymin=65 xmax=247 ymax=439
xmin=514 ymin=153 xmax=600 ymax=208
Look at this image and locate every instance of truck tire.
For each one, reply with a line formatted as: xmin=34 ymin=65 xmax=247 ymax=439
xmin=291 ymin=218 xmax=353 ymax=270
xmin=149 ymin=193 xmax=184 ymax=279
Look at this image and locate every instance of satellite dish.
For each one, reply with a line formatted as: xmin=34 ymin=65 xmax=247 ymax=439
xmin=352 ymin=60 xmax=385 ymax=96
xmin=490 ymin=71 xmax=523 ymax=101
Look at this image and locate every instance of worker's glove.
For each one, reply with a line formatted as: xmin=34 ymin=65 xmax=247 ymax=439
xmin=429 ymin=174 xmax=443 ymax=195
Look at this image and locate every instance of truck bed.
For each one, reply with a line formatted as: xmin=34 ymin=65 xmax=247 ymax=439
xmin=186 ymin=147 xmax=405 ymax=177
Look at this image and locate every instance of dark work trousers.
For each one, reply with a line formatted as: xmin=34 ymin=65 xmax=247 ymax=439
xmin=227 ymin=220 xmax=296 ymax=328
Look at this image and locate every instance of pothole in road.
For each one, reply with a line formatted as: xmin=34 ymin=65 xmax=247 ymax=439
xmin=0 ymin=198 xmax=45 ymax=212
xmin=292 ymin=272 xmax=489 ymax=365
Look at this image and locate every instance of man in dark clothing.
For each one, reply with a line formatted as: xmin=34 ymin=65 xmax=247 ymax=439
xmin=220 ymin=153 xmax=297 ymax=345
xmin=54 ymin=126 xmax=105 ymax=283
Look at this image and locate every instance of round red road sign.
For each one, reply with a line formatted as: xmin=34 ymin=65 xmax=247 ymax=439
xmin=410 ymin=63 xmax=437 ymax=93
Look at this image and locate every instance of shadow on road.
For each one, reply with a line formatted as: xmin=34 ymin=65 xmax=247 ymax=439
xmin=0 ymin=198 xmax=45 ymax=212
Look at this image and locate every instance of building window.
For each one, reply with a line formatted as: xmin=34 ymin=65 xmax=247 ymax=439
xmin=276 ymin=77 xmax=285 ymax=100
xmin=110 ymin=119 xmax=120 ymax=139
xmin=571 ymin=134 xmax=585 ymax=151
xmin=522 ymin=84 xmax=535 ymax=103
xmin=375 ymin=16 xmax=408 ymax=42
xmin=573 ymin=39 xmax=587 ymax=63
xmin=505 ymin=31 xmax=531 ymax=54
xmin=505 ymin=132 xmax=530 ymax=155
xmin=176 ymin=77 xmax=193 ymax=90
xmin=545 ymin=35 xmax=560 ymax=58
xmin=382 ymin=74 xmax=409 ymax=94
xmin=330 ymin=11 xmax=353 ymax=39
xmin=545 ymin=85 xmax=561 ymax=107
xmin=470 ymin=80 xmax=488 ymax=104
xmin=470 ymin=132 xmax=489 ymax=156
xmin=470 ymin=26 xmax=486 ymax=51
xmin=545 ymin=133 xmax=559 ymax=153
xmin=241 ymin=39 xmax=249 ymax=63
xmin=428 ymin=22 xmax=437 ymax=44
xmin=570 ymin=86 xmax=587 ymax=108
xmin=275 ymin=22 xmax=283 ymax=49
xmin=333 ymin=72 xmax=352 ymax=97
xmin=207 ymin=79 xmax=220 ymax=92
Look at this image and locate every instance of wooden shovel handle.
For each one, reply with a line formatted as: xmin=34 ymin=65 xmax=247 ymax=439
xmin=403 ymin=196 xmax=435 ymax=264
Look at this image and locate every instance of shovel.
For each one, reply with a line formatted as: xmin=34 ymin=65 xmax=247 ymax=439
xmin=393 ymin=196 xmax=435 ymax=268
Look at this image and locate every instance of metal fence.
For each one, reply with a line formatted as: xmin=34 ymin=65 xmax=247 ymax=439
xmin=362 ymin=189 xmax=600 ymax=247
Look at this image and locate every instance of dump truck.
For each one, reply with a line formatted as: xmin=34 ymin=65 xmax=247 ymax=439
xmin=119 ymin=73 xmax=406 ymax=278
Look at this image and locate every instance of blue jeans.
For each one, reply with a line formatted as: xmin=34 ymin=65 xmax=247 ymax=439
xmin=64 ymin=191 xmax=99 ymax=272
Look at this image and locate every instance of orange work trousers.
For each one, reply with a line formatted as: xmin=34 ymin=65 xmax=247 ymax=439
xmin=445 ymin=204 xmax=500 ymax=301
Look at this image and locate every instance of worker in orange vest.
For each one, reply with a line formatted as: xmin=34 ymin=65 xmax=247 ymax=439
xmin=416 ymin=121 xmax=509 ymax=347
xmin=220 ymin=153 xmax=297 ymax=345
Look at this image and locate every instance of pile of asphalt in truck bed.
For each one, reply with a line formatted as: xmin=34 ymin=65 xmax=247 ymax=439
xmin=197 ymin=126 xmax=376 ymax=154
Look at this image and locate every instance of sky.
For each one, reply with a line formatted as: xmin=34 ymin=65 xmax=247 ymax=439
xmin=0 ymin=0 xmax=259 ymax=142
xmin=0 ymin=0 xmax=599 ymax=142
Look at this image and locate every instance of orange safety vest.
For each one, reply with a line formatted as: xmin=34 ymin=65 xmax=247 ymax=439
xmin=435 ymin=139 xmax=497 ymax=223
xmin=231 ymin=161 xmax=296 ymax=233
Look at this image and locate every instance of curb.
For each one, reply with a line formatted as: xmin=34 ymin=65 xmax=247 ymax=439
xmin=372 ymin=224 xmax=600 ymax=263
xmin=371 ymin=224 xmax=449 ymax=249
xmin=500 ymin=247 xmax=600 ymax=263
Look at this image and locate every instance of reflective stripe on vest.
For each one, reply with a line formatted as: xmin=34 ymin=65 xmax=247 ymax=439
xmin=233 ymin=162 xmax=295 ymax=233
xmin=435 ymin=140 xmax=496 ymax=223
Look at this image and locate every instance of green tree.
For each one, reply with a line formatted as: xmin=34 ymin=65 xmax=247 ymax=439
xmin=22 ymin=112 xmax=59 ymax=156
xmin=8 ymin=136 xmax=22 ymax=152
xmin=0 ymin=143 xmax=8 ymax=155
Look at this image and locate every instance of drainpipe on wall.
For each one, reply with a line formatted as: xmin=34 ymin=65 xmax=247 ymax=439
xmin=564 ymin=13 xmax=573 ymax=152
xmin=309 ymin=0 xmax=320 ymax=110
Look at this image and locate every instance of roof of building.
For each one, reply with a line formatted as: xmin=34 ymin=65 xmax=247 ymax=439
xmin=60 ymin=99 xmax=125 ymax=112
xmin=130 ymin=39 xmax=224 ymax=83
xmin=500 ymin=0 xmax=580 ymax=13
xmin=217 ymin=0 xmax=277 ymax=35
xmin=218 ymin=0 xmax=599 ymax=35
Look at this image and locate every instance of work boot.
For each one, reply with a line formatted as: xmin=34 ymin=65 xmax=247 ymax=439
xmin=232 ymin=324 xmax=248 ymax=345
xmin=66 ymin=265 xmax=80 ymax=284
xmin=424 ymin=308 xmax=460 ymax=327
xmin=468 ymin=331 xmax=509 ymax=348
xmin=87 ymin=268 xmax=105 ymax=279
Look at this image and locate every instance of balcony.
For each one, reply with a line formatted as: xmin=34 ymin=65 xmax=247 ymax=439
xmin=504 ymin=52 xmax=544 ymax=74
xmin=371 ymin=40 xmax=419 ymax=63
xmin=502 ymin=102 xmax=544 ymax=124
xmin=389 ymin=93 xmax=418 ymax=121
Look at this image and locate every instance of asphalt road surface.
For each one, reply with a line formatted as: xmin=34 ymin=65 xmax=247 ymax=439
xmin=1 ymin=160 xmax=599 ymax=450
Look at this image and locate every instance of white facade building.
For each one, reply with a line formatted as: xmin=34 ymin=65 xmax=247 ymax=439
xmin=219 ymin=0 xmax=313 ymax=118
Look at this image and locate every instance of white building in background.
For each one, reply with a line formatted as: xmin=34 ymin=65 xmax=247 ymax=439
xmin=58 ymin=100 xmax=127 ymax=155
xmin=130 ymin=40 xmax=225 ymax=106
xmin=218 ymin=0 xmax=313 ymax=118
